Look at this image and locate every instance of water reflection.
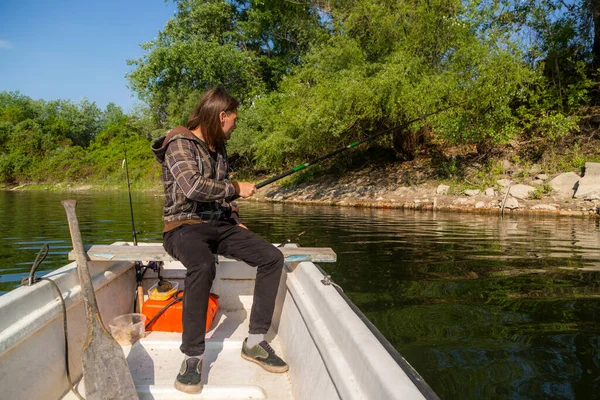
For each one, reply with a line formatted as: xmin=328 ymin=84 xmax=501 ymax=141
xmin=0 ymin=191 xmax=599 ymax=399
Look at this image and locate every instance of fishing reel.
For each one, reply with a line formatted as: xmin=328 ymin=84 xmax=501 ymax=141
xmin=135 ymin=260 xmax=165 ymax=282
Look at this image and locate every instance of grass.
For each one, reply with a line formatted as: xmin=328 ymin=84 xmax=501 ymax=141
xmin=530 ymin=184 xmax=554 ymax=200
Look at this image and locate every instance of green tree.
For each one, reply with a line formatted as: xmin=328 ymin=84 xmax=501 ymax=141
xmin=229 ymin=0 xmax=541 ymax=169
xmin=55 ymin=99 xmax=103 ymax=147
xmin=472 ymin=0 xmax=596 ymax=108
xmin=0 ymin=92 xmax=108 ymax=183
xmin=126 ymin=0 xmax=329 ymax=125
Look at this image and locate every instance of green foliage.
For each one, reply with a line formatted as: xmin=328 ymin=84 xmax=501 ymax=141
xmin=3 ymin=0 xmax=600 ymax=187
xmin=537 ymin=113 xmax=580 ymax=141
xmin=0 ymin=91 xmax=160 ymax=186
xmin=127 ymin=0 xmax=329 ymax=125
xmin=229 ymin=0 xmax=543 ymax=171
xmin=123 ymin=0 xmax=600 ymax=178
xmin=279 ymin=165 xmax=325 ymax=187
xmin=531 ymin=183 xmax=554 ymax=200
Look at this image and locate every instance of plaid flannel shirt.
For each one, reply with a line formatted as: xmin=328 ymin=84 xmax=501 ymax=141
xmin=152 ymin=126 xmax=239 ymax=231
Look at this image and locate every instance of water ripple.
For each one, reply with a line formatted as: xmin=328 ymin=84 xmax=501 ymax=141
xmin=1 ymin=192 xmax=599 ymax=399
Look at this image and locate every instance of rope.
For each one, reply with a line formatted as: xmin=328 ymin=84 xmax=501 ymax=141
xmin=320 ymin=275 xmax=344 ymax=292
xmin=144 ymin=290 xmax=184 ymax=330
xmin=41 ymin=277 xmax=85 ymax=400
xmin=22 ymin=243 xmax=85 ymax=399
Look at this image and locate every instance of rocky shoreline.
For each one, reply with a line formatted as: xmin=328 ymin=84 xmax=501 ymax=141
xmin=5 ymin=162 xmax=600 ymax=218
xmin=248 ymin=162 xmax=600 ymax=218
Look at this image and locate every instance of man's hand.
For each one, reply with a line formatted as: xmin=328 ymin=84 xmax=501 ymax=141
xmin=232 ymin=181 xmax=257 ymax=198
xmin=237 ymin=223 xmax=248 ymax=230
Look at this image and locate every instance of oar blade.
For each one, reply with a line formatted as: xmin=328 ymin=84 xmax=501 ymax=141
xmin=82 ymin=330 xmax=138 ymax=399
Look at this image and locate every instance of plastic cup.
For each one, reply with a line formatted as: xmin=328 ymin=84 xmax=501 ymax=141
xmin=109 ymin=313 xmax=146 ymax=345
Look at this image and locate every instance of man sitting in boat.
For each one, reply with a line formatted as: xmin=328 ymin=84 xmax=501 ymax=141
xmin=151 ymin=87 xmax=288 ymax=394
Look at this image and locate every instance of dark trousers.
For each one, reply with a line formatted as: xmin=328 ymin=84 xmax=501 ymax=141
xmin=163 ymin=221 xmax=284 ymax=356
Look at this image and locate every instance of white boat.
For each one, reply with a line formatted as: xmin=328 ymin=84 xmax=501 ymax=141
xmin=0 ymin=241 xmax=438 ymax=399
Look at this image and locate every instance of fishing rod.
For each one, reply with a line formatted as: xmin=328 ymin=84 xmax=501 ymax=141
xmin=121 ymin=129 xmax=137 ymax=246
xmin=277 ymin=231 xmax=306 ymax=248
xmin=122 ymin=128 xmax=145 ymax=313
xmin=122 ymin=129 xmax=165 ymax=313
xmin=250 ymin=102 xmax=462 ymax=192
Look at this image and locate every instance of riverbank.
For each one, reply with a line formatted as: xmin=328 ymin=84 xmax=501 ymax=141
xmin=247 ymin=162 xmax=600 ymax=218
xmin=4 ymin=145 xmax=600 ymax=218
xmin=243 ymin=138 xmax=600 ymax=217
xmin=6 ymin=166 xmax=598 ymax=218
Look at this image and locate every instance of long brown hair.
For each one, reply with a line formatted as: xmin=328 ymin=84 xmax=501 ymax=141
xmin=186 ymin=87 xmax=239 ymax=150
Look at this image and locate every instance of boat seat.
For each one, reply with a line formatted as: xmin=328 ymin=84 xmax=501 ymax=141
xmin=68 ymin=244 xmax=337 ymax=263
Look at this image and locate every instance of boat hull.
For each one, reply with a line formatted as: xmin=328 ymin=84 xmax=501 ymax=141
xmin=0 ymin=243 xmax=436 ymax=399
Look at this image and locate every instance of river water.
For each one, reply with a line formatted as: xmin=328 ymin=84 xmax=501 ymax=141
xmin=1 ymin=190 xmax=599 ymax=399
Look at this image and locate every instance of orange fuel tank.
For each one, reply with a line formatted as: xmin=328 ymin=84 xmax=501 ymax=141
xmin=142 ymin=292 xmax=219 ymax=333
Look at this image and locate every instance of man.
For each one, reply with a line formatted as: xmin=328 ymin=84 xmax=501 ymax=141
xmin=151 ymin=87 xmax=288 ymax=394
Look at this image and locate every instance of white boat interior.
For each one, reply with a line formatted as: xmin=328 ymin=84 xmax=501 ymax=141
xmin=0 ymin=242 xmax=437 ymax=400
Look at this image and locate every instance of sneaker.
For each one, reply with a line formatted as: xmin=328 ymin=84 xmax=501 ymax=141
xmin=241 ymin=339 xmax=289 ymax=373
xmin=174 ymin=357 xmax=202 ymax=393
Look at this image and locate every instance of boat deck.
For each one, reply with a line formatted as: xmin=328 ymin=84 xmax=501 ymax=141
xmin=64 ymin=295 xmax=293 ymax=400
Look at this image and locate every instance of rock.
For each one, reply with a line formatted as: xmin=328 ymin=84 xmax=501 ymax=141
xmin=497 ymin=179 xmax=512 ymax=187
xmin=531 ymin=179 xmax=545 ymax=186
xmin=475 ymin=201 xmax=486 ymax=208
xmin=503 ymin=197 xmax=519 ymax=209
xmin=549 ymin=172 xmax=580 ymax=196
xmin=501 ymin=159 xmax=512 ymax=171
xmin=437 ymin=184 xmax=450 ymax=195
xmin=535 ymin=174 xmax=549 ymax=181
xmin=584 ymin=162 xmax=600 ymax=175
xmin=485 ymin=188 xmax=495 ymax=196
xmin=574 ymin=162 xmax=600 ymax=200
xmin=509 ymin=184 xmax=536 ymax=200
xmin=529 ymin=164 xmax=542 ymax=174
xmin=465 ymin=189 xmax=480 ymax=197
xmin=531 ymin=204 xmax=558 ymax=211
xmin=454 ymin=197 xmax=469 ymax=204
xmin=376 ymin=196 xmax=384 ymax=201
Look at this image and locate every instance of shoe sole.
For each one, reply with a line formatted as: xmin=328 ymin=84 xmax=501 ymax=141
xmin=241 ymin=351 xmax=289 ymax=373
xmin=174 ymin=380 xmax=202 ymax=394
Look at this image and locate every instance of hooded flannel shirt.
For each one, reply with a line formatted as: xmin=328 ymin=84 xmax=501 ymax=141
xmin=151 ymin=126 xmax=240 ymax=232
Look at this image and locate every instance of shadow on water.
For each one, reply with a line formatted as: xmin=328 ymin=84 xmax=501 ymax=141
xmin=1 ymin=190 xmax=599 ymax=399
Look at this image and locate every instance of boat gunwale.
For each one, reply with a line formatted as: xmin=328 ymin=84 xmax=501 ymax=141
xmin=312 ymin=263 xmax=440 ymax=400
xmin=0 ymin=259 xmax=134 ymax=357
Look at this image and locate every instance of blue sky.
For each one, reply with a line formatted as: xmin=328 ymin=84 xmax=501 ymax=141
xmin=0 ymin=0 xmax=176 ymax=111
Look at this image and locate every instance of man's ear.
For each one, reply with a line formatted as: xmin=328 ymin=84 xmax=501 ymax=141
xmin=219 ymin=111 xmax=226 ymax=123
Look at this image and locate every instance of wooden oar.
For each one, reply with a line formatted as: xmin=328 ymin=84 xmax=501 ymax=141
xmin=62 ymin=200 xmax=138 ymax=400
